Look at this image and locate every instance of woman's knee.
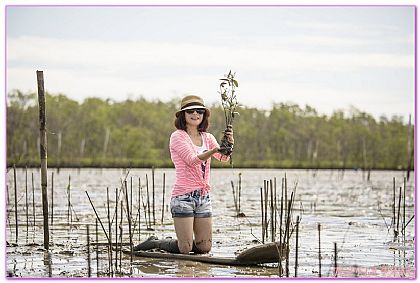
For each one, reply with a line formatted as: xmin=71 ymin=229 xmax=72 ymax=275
xmin=177 ymin=240 xmax=193 ymax=254
xmin=195 ymin=239 xmax=212 ymax=253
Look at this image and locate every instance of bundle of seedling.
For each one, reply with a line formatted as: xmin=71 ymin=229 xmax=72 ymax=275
xmin=218 ymin=70 xmax=239 ymax=157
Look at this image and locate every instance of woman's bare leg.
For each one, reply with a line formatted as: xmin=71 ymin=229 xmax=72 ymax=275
xmin=173 ymin=217 xmax=194 ymax=254
xmin=193 ymin=217 xmax=212 ymax=253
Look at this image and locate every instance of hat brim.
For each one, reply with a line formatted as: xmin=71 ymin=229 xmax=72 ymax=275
xmin=176 ymin=105 xmax=207 ymax=116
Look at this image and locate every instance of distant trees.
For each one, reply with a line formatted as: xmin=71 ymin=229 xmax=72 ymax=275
xmin=6 ymin=90 xmax=414 ymax=169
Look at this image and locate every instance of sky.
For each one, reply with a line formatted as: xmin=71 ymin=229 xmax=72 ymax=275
xmin=5 ymin=5 xmax=415 ymax=121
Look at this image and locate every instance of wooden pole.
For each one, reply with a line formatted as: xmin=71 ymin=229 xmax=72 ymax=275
xmin=37 ymin=70 xmax=49 ymax=250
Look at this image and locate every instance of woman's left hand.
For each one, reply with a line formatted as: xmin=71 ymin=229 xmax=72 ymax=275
xmin=225 ymin=125 xmax=234 ymax=145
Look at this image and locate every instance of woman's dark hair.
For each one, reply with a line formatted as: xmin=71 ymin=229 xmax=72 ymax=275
xmin=174 ymin=109 xmax=210 ymax=132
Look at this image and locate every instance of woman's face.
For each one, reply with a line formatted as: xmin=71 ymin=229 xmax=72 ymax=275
xmin=184 ymin=109 xmax=205 ymax=128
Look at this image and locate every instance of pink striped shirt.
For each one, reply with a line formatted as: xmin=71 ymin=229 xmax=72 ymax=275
xmin=169 ymin=129 xmax=230 ymax=197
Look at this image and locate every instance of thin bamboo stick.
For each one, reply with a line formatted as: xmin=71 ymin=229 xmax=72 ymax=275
xmin=87 ymin=225 xmax=91 ymax=277
xmin=152 ymin=167 xmax=155 ymax=226
xmin=67 ymin=175 xmax=71 ymax=225
xmin=334 ymin=242 xmax=338 ymax=277
xmin=25 ymin=167 xmax=29 ymax=236
xmin=161 ymin=173 xmax=166 ymax=224
xmin=146 ymin=174 xmax=151 ymax=229
xmin=85 ymin=191 xmax=109 ymax=242
xmin=138 ymin=177 xmax=141 ymax=241
xmin=403 ymin=177 xmax=406 ymax=236
xmin=294 ymin=216 xmax=299 ymax=277
xmin=51 ymin=171 xmax=54 ymax=226
xmin=264 ymin=180 xmax=269 ymax=241
xmin=106 ymin=187 xmax=112 ymax=277
xmin=231 ymin=181 xmax=238 ymax=214
xmin=124 ymin=181 xmax=133 ymax=274
xmin=278 ymin=177 xmax=284 ymax=277
xmin=32 ymin=173 xmax=35 ymax=229
xmin=238 ymin=173 xmax=242 ymax=213
xmin=270 ymin=179 xmax=274 ymax=242
xmin=260 ymin=187 xmax=264 ymax=244
xmin=274 ymin=177 xmax=277 ymax=240
xmin=130 ymin=176 xmax=133 ymax=227
xmin=392 ymin=177 xmax=396 ymax=232
xmin=396 ymin=187 xmax=402 ymax=237
xmin=119 ymin=201 xmax=123 ymax=273
xmin=13 ymin=164 xmax=18 ymax=243
xmin=115 ymin=188 xmax=118 ymax=271
xmin=318 ymin=223 xmax=321 ymax=278
xmin=284 ymin=195 xmax=293 ymax=277
xmin=96 ymin=219 xmax=99 ymax=278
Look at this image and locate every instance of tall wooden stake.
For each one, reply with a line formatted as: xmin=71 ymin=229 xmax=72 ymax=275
xmin=37 ymin=70 xmax=49 ymax=250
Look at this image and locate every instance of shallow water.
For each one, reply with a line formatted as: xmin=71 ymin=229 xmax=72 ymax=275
xmin=6 ymin=168 xmax=415 ymax=278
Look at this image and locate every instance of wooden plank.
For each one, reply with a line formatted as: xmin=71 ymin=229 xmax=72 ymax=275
xmin=122 ymin=241 xmax=286 ymax=267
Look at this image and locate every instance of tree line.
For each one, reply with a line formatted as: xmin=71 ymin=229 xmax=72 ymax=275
xmin=6 ymin=90 xmax=414 ymax=170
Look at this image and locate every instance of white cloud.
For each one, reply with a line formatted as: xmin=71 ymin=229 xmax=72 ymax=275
xmin=6 ymin=35 xmax=413 ymax=121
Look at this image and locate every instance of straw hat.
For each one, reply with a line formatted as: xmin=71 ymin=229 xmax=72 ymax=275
xmin=175 ymin=95 xmax=208 ymax=117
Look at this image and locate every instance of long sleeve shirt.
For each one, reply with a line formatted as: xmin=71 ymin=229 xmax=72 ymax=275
xmin=169 ymin=129 xmax=229 ymax=197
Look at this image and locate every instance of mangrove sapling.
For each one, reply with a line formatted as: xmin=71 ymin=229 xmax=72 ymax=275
xmin=218 ymin=70 xmax=239 ymax=158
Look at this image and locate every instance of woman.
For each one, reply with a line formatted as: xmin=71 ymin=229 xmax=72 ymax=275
xmin=134 ymin=95 xmax=234 ymax=254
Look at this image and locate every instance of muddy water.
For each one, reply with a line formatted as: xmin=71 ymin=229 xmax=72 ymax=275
xmin=6 ymin=168 xmax=415 ymax=278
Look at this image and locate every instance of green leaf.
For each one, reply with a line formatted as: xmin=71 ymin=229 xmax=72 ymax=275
xmin=233 ymin=80 xmax=238 ymax=87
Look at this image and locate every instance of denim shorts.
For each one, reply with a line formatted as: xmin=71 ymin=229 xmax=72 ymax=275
xmin=170 ymin=189 xmax=212 ymax=218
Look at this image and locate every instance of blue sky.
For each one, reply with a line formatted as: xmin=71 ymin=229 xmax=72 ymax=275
xmin=6 ymin=5 xmax=415 ymax=121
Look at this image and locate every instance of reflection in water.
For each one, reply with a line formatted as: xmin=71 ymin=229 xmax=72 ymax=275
xmin=6 ymin=168 xmax=415 ymax=278
xmin=43 ymin=251 xmax=52 ymax=277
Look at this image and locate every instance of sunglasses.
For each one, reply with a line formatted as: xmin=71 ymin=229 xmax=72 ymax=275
xmin=185 ymin=108 xmax=206 ymax=115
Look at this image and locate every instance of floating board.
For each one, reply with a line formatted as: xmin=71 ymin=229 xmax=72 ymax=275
xmin=124 ymin=242 xmax=286 ymax=267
